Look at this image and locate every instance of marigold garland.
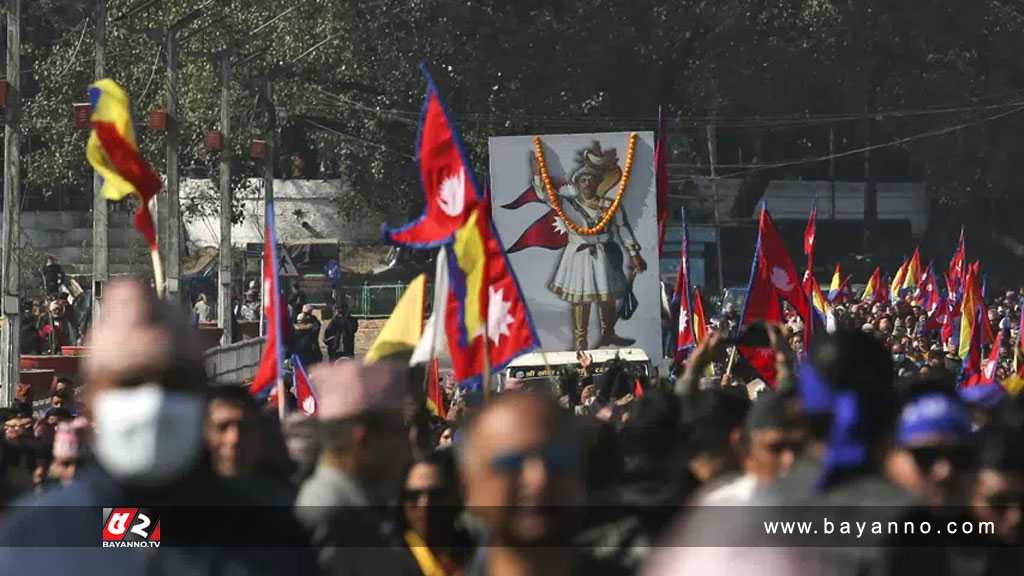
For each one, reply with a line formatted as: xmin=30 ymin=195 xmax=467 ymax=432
xmin=532 ymin=132 xmax=637 ymax=236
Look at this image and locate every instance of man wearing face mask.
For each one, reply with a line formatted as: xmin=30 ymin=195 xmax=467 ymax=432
xmin=0 ymin=280 xmax=313 ymax=575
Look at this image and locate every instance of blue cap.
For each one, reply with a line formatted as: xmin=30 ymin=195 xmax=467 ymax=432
xmin=958 ymin=382 xmax=1007 ymax=410
xmin=896 ymin=393 xmax=971 ymax=447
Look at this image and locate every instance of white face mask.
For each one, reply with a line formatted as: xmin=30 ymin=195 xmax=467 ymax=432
xmin=93 ymin=383 xmax=204 ymax=486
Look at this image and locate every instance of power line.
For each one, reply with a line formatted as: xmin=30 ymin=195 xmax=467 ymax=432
xmin=301 ymin=118 xmax=415 ymax=160
xmin=711 ymin=104 xmax=1024 ymax=180
xmin=305 ymin=87 xmax=1024 ymax=131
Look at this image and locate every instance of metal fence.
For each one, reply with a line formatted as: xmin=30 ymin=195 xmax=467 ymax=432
xmin=350 ymin=282 xmax=430 ymax=318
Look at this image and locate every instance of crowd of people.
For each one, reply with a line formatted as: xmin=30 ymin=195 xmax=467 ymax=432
xmin=0 ymin=276 xmax=1022 ymax=575
xmin=18 ymin=256 xmax=88 ymax=355
xmin=193 ymin=283 xmax=359 ymax=362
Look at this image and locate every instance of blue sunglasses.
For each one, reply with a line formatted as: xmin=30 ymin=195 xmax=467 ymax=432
xmin=490 ymin=444 xmax=579 ymax=475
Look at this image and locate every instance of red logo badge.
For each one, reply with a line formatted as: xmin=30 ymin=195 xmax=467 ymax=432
xmin=101 ymin=508 xmax=161 ymax=548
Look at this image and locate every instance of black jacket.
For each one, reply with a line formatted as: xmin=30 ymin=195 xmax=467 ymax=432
xmin=0 ymin=463 xmax=314 ymax=575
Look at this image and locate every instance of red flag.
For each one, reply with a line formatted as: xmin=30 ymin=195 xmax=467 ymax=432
xmin=879 ymin=273 xmax=891 ymax=304
xmin=633 ymin=377 xmax=645 ymax=399
xmin=505 ymin=209 xmax=569 ymax=253
xmin=981 ymin=330 xmax=1004 ymax=385
xmin=291 ymin=354 xmax=317 ymax=416
xmin=675 ymin=208 xmax=696 ymax=359
xmin=738 ymin=209 xmax=788 ymax=385
xmin=500 ymin=185 xmax=545 ymax=210
xmin=803 ymin=201 xmax=817 ymax=274
xmin=757 ymin=207 xmax=810 ymax=322
xmin=446 ymin=196 xmax=540 ymax=387
xmin=385 ymin=66 xmax=481 ymax=247
xmin=655 ymin=106 xmax=669 ymax=255
xmin=249 ymin=204 xmax=288 ymax=400
xmin=947 ymin=227 xmax=966 ymax=297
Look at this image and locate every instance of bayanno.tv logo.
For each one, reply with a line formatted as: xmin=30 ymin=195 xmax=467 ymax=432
xmin=101 ymin=508 xmax=161 ymax=549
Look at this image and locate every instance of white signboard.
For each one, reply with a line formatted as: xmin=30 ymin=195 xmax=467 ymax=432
xmin=489 ymin=132 xmax=660 ymax=360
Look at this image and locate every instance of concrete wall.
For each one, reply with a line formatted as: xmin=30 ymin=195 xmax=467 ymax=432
xmin=204 ymin=337 xmax=265 ymax=385
xmin=15 ymin=210 xmax=149 ymax=278
xmin=181 ymin=178 xmax=399 ymax=249
xmin=673 ymin=177 xmax=929 ymax=235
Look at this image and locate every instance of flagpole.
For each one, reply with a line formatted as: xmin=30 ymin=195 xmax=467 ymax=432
xmin=277 ymin=366 xmax=286 ymax=420
xmin=481 ymin=323 xmax=491 ymax=400
xmin=150 ymin=245 xmax=165 ymax=299
xmin=723 ymin=345 xmax=737 ymax=384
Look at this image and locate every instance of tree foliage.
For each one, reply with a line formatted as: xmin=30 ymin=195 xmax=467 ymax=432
xmin=13 ymin=0 xmax=1024 ymax=239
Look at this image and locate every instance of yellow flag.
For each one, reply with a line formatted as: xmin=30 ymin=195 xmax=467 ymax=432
xmin=1002 ymin=374 xmax=1024 ymax=397
xmin=364 ymin=274 xmax=427 ymax=364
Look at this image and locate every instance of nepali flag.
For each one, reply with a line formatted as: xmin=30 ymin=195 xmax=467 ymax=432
xmin=446 ymin=195 xmax=540 ymax=387
xmin=249 ymin=204 xmax=289 ymax=401
xmin=675 ymin=208 xmax=696 ymax=359
xmin=962 ymin=311 xmax=997 ymax=388
xmin=86 ymin=79 xmax=164 ymax=290
xmin=505 ymin=209 xmax=568 ymax=253
xmin=943 ymin=297 xmax=961 ymax=350
xmin=291 ymin=354 xmax=318 ymax=415
xmin=916 ymin=262 xmax=939 ymax=309
xmin=947 ymin=227 xmax=966 ymax=298
xmin=655 ymin=106 xmax=670 ymax=255
xmin=738 ymin=206 xmax=804 ymax=385
xmin=385 ymin=64 xmax=481 ymax=248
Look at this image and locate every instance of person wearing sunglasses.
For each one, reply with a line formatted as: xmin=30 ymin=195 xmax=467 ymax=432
xmin=458 ymin=392 xmax=587 ymax=576
xmin=887 ymin=390 xmax=976 ymax=510
xmin=699 ymin=390 xmax=803 ymax=505
xmin=398 ymin=450 xmax=473 ymax=575
xmin=971 ymin=428 xmax=1024 ymax=546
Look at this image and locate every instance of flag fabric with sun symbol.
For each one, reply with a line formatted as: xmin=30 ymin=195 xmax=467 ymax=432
xmin=385 ymin=66 xmax=481 ymax=248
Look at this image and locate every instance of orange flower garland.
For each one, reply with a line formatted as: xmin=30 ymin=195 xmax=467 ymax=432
xmin=532 ymin=132 xmax=637 ymax=236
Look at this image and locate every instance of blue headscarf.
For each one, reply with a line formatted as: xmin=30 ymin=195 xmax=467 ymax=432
xmin=798 ymin=362 xmax=833 ymax=416
xmin=815 ymin=389 xmax=868 ymax=491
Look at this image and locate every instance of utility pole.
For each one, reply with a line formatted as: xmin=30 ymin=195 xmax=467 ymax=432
xmin=92 ymin=0 xmax=107 ymax=317
xmin=259 ymin=77 xmax=275 ymax=337
xmin=165 ymin=29 xmax=181 ymax=304
xmin=262 ymin=78 xmax=275 ymax=229
xmin=707 ymin=124 xmax=725 ymax=293
xmin=218 ymin=52 xmax=233 ymax=345
xmin=1 ymin=0 xmax=21 ymax=406
xmin=829 ymin=126 xmax=836 ymax=221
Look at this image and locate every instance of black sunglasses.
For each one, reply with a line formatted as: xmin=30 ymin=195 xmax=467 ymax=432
xmin=402 ymin=487 xmax=447 ymax=503
xmin=908 ymin=445 xmax=973 ymax=471
xmin=987 ymin=490 xmax=1024 ymax=511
